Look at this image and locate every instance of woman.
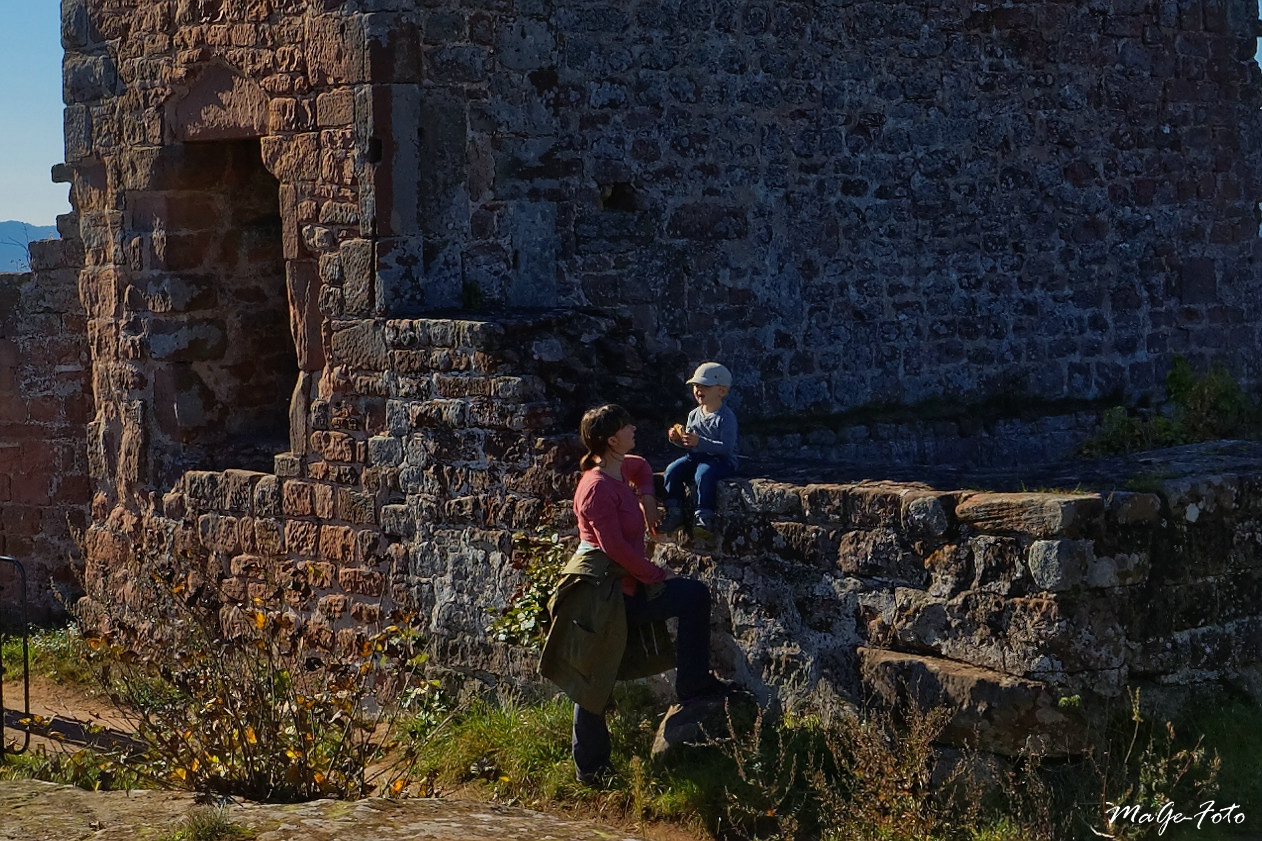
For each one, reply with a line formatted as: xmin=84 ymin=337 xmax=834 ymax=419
xmin=539 ymin=404 xmax=729 ymax=784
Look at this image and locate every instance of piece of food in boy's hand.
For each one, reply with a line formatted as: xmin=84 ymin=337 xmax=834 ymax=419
xmin=672 ymin=424 xmax=685 ymax=437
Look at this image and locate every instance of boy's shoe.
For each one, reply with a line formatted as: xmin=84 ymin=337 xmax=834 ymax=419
xmin=692 ymin=510 xmax=716 ymax=539
xmin=660 ymin=503 xmax=686 ymax=533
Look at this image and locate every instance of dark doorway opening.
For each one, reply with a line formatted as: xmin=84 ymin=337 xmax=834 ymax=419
xmin=129 ymin=138 xmax=296 ymax=485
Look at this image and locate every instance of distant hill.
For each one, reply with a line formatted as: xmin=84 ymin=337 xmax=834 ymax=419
xmin=0 ymin=220 xmax=59 ymax=272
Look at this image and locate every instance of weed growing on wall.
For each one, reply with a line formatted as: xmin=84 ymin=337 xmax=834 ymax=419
xmin=486 ymin=530 xmax=574 ymax=649
xmin=1080 ymin=356 xmax=1260 ymax=457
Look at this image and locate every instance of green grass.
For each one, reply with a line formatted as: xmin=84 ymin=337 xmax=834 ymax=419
xmin=0 ymin=623 xmax=95 ymax=687
xmin=401 ymin=684 xmax=1262 ymax=841
xmin=157 ymin=805 xmax=252 ymax=841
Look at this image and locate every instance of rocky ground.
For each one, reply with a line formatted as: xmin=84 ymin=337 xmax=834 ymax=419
xmin=0 ymin=779 xmax=652 ymax=840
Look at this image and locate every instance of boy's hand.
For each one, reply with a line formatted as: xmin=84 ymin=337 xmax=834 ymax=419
xmin=681 ymin=431 xmax=699 ymax=448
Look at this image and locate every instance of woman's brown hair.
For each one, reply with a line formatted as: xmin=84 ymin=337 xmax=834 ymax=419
xmin=579 ymin=404 xmax=632 ymax=472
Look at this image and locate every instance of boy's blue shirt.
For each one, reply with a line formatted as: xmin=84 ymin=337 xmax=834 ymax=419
xmin=683 ymin=404 xmax=739 ymax=467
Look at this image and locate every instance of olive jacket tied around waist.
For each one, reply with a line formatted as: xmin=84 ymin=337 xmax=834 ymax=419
xmin=538 ymin=547 xmax=676 ymax=714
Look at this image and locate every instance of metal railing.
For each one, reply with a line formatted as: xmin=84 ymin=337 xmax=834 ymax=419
xmin=0 ymin=555 xmax=31 ymax=754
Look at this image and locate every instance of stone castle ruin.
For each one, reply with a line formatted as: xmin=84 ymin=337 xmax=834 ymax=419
xmin=4 ymin=0 xmax=1262 ymax=751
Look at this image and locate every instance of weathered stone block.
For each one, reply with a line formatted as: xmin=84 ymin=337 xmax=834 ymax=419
xmin=956 ymin=493 xmax=1104 ymax=538
xmin=1086 ymin=552 xmax=1149 ymax=588
xmin=730 ymin=480 xmax=796 ymax=520
xmin=337 ymin=488 xmax=377 ymax=525
xmin=1027 ymin=539 xmax=1094 ymax=591
xmin=286 ymin=261 xmax=325 ymax=372
xmin=970 ymin=534 xmax=1031 ymax=595
xmin=198 ymin=513 xmax=241 ymax=554
xmin=380 ymin=503 xmax=414 ymax=538
xmin=282 ymin=480 xmax=315 ymax=517
xmin=330 ymin=321 xmax=389 ymax=371
xmin=316 ymin=89 xmax=355 ymax=127
xmin=859 ymin=648 xmax=1088 ymax=756
xmin=1105 ymin=491 xmax=1162 ymax=526
xmin=338 ymin=566 xmax=384 ymax=596
xmin=284 ymin=519 xmax=320 ymax=556
xmin=1161 ymin=474 xmax=1238 ymax=524
xmin=839 ymin=528 xmax=925 ymax=585
xmin=220 ymin=469 xmax=265 ymax=513
xmin=254 ymin=518 xmax=285 ymax=555
xmin=902 ymin=492 xmax=951 ymax=538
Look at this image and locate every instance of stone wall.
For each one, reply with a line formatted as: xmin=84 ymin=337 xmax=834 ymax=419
xmin=681 ymin=448 xmax=1262 ymax=753
xmin=0 ymin=228 xmax=91 ymax=621
xmin=52 ymin=0 xmax=1262 ymax=746
xmin=410 ymin=0 xmax=1262 ymax=415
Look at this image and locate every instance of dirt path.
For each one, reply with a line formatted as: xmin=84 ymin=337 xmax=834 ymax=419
xmin=2 ymin=675 xmax=133 ymax=754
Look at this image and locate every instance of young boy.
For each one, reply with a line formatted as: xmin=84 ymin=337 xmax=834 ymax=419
xmin=662 ymin=362 xmax=738 ymax=538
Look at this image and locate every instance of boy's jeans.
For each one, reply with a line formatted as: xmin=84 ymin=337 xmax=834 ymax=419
xmin=572 ymin=577 xmax=712 ymax=778
xmin=663 ymin=453 xmax=735 ymax=515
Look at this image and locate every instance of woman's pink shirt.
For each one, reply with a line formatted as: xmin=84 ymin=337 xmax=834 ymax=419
xmin=574 ymin=458 xmax=664 ymax=596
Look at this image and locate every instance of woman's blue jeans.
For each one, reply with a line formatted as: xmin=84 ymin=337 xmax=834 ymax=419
xmin=663 ymin=454 xmax=735 ymax=515
xmin=572 ymin=576 xmax=712 ymax=778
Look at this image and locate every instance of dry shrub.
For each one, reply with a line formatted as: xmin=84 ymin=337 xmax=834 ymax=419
xmin=80 ymin=544 xmax=437 ymax=802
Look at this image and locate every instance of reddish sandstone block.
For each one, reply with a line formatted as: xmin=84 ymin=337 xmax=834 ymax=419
xmin=198 ymin=513 xmax=242 ymax=554
xmin=254 ymin=518 xmax=285 ymax=554
xmin=350 ymin=601 xmax=381 ymax=624
xmin=311 ymin=430 xmax=356 ymax=462
xmin=221 ymin=469 xmax=266 ymax=512
xmin=237 ymin=516 xmax=257 ymax=553
xmin=308 ymin=621 xmax=335 ymax=651
xmin=284 ymin=519 xmax=320 ymax=555
xmin=230 ymin=553 xmax=267 ymax=577
xmin=316 ymin=89 xmax=354 ymax=127
xmin=282 ymin=480 xmax=315 ymax=516
xmin=319 ymin=593 xmax=349 ymax=618
xmin=336 ymin=487 xmax=376 ymax=525
xmin=221 ymin=576 xmax=249 ymax=602
xmin=1 ymin=504 xmax=42 ymax=536
xmin=318 ymin=524 xmax=358 ymax=563
xmin=314 ymin=482 xmax=335 ymax=518
xmin=338 ymin=567 xmax=384 ymax=597
xmin=10 ymin=474 xmax=52 ymax=506
xmin=302 ymin=560 xmax=336 ymax=589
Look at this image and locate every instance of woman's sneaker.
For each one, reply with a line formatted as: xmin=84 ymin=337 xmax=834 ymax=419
xmin=678 ymin=674 xmax=740 ymax=704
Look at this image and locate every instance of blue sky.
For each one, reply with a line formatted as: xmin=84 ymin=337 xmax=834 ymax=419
xmin=0 ymin=2 xmax=70 ymax=227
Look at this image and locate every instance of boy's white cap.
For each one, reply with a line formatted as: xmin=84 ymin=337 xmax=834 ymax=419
xmin=686 ymin=362 xmax=732 ymax=388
